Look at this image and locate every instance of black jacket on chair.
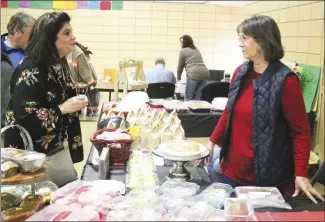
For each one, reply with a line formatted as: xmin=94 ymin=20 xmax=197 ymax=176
xmin=201 ymin=81 xmax=230 ymax=103
xmin=146 ymin=82 xmax=175 ymax=99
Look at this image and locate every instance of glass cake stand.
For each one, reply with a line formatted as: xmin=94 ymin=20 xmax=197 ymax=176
xmin=153 ymin=146 xmax=209 ymax=181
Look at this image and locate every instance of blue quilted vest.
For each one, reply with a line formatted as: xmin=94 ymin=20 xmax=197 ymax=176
xmin=220 ymin=59 xmax=296 ymax=188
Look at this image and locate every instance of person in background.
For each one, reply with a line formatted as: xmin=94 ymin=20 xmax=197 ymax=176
xmin=1 ymin=12 xmax=35 ymax=129
xmin=145 ymin=57 xmax=176 ymax=84
xmin=177 ymin=35 xmax=210 ymax=101
xmin=67 ymin=42 xmax=99 ymax=116
xmin=4 ymin=12 xmax=88 ymax=187
xmin=202 ymin=15 xmax=323 ymax=203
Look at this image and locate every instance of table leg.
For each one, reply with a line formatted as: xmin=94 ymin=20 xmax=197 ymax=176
xmin=109 ymin=92 xmax=111 ymax=101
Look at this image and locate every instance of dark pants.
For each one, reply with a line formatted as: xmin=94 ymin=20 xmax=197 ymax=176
xmin=221 ymin=175 xmax=243 ymax=188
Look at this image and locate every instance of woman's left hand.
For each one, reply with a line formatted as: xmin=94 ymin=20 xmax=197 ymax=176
xmin=292 ymin=176 xmax=324 ymax=203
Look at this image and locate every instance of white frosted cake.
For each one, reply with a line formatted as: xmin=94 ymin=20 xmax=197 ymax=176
xmin=159 ymin=140 xmax=204 ymax=158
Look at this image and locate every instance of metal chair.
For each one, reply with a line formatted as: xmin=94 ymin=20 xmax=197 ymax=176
xmin=146 ymin=82 xmax=175 ymax=99
xmin=201 ymin=81 xmax=230 ymax=103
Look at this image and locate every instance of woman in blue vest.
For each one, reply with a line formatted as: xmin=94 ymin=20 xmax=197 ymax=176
xmin=206 ymin=15 xmax=323 ymax=203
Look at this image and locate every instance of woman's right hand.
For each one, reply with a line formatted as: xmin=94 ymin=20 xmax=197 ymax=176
xmin=58 ymin=95 xmax=88 ymax=115
xmin=195 ymin=141 xmax=215 ymax=166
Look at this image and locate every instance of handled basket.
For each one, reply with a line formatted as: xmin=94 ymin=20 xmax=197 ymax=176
xmin=90 ymin=128 xmax=133 ymax=163
xmin=1 ymin=125 xmax=34 ymax=151
xmin=1 ymin=125 xmax=46 ymax=172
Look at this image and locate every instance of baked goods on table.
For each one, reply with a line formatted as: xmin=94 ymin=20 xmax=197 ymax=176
xmin=159 ymin=140 xmax=204 ymax=158
xmin=1 ymin=206 xmax=36 ymax=222
xmin=95 ymin=131 xmax=132 ymax=141
xmin=1 ymin=161 xmax=19 ymax=178
xmin=224 ymin=198 xmax=254 ymax=221
xmin=1 ymin=148 xmax=46 ymax=173
xmin=20 ymin=194 xmax=43 ymax=211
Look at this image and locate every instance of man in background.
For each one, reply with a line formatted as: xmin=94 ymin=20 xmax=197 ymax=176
xmin=1 ymin=12 xmax=35 ymax=129
xmin=145 ymin=57 xmax=176 ymax=84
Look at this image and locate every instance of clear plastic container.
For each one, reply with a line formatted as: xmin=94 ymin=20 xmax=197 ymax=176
xmin=202 ymin=182 xmax=234 ymax=196
xmin=160 ymin=180 xmax=200 ymax=198
xmin=204 ymin=208 xmax=226 ymax=221
xmin=1 ymin=148 xmax=46 ymax=173
xmin=234 ymin=186 xmax=291 ymax=209
xmin=224 ymin=198 xmax=254 ymax=221
xmin=187 ymin=192 xmax=228 ymax=209
xmin=235 ymin=186 xmax=284 ymax=201
xmin=25 ymin=204 xmax=100 ymax=221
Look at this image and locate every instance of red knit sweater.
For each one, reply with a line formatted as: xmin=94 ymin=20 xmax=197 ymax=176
xmin=210 ymin=66 xmax=311 ymax=195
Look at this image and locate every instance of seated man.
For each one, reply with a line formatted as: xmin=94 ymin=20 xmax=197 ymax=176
xmin=145 ymin=57 xmax=176 ymax=84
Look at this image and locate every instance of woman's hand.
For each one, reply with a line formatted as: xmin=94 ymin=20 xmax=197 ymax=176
xmin=195 ymin=141 xmax=215 ymax=166
xmin=292 ymin=176 xmax=324 ymax=203
xmin=58 ymin=95 xmax=88 ymax=115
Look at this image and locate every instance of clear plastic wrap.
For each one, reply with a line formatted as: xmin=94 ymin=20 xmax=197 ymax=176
xmin=1 ymin=185 xmax=30 ymax=200
xmin=25 ymin=204 xmax=100 ymax=221
xmin=224 ymin=198 xmax=255 ymax=221
xmin=202 ymin=182 xmax=234 ymax=196
xmin=1 ymin=148 xmax=46 ymax=173
xmin=164 ymin=201 xmax=213 ymax=221
xmin=234 ymin=186 xmax=292 ymax=209
xmin=173 ymin=122 xmax=185 ymax=140
xmin=1 ymin=192 xmax=22 ymax=211
xmin=34 ymin=181 xmax=58 ymax=204
xmin=1 ymin=206 xmax=36 ymax=222
xmin=1 ymin=160 xmax=19 ymax=178
xmin=187 ymin=192 xmax=228 ymax=209
xmin=204 ymin=208 xmax=226 ymax=221
xmin=160 ymin=124 xmax=173 ymax=143
xmin=160 ymin=180 xmax=199 ymax=198
xmin=125 ymin=168 xmax=159 ymax=190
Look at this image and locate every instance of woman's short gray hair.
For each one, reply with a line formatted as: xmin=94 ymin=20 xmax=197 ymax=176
xmin=7 ymin=12 xmax=36 ymax=35
xmin=237 ymin=15 xmax=284 ymax=62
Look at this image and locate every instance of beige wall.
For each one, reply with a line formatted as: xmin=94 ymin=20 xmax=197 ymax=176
xmin=1 ymin=1 xmax=251 ymax=78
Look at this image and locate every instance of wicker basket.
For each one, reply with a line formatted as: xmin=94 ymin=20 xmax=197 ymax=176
xmin=90 ymin=128 xmax=133 ymax=163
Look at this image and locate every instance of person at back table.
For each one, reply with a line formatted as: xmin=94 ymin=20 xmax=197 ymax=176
xmin=145 ymin=57 xmax=176 ymax=84
xmin=177 ymin=35 xmax=210 ymax=101
xmin=1 ymin=12 xmax=35 ymax=129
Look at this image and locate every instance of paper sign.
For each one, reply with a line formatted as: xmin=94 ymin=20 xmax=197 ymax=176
xmin=100 ymin=0 xmax=111 ymax=10
xmin=19 ymin=0 xmax=30 ymax=8
xmin=112 ymin=1 xmax=123 ymax=10
xmin=53 ymin=0 xmax=65 ymax=9
xmin=65 ymin=1 xmax=77 ymax=10
xmin=300 ymin=64 xmax=321 ymax=113
xmin=77 ymin=0 xmax=87 ymax=9
xmin=88 ymin=1 xmax=100 ymax=9
xmin=31 ymin=0 xmax=53 ymax=9
xmin=8 ymin=0 xmax=19 ymax=8
xmin=1 ymin=0 xmax=8 ymax=8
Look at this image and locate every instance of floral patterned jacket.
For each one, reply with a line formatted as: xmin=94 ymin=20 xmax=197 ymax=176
xmin=4 ymin=58 xmax=84 ymax=163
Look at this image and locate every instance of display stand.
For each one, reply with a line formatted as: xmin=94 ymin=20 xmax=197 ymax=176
xmin=1 ymin=125 xmax=45 ymax=195
xmin=1 ymin=168 xmax=46 ymax=194
xmin=153 ymin=146 xmax=209 ymax=181
xmin=113 ymin=59 xmax=148 ymax=101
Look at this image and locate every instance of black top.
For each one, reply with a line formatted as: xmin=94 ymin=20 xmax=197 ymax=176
xmin=3 ymin=58 xmax=84 ymax=163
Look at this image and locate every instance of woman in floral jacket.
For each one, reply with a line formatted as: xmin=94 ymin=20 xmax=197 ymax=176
xmin=4 ymin=12 xmax=88 ymax=187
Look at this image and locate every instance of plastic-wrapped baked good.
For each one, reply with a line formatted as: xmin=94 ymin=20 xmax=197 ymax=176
xmin=1 ymin=193 xmax=21 ymax=211
xmin=1 ymin=148 xmax=46 ymax=173
xmin=20 ymin=194 xmax=43 ymax=210
xmin=1 ymin=206 xmax=36 ymax=222
xmin=1 ymin=161 xmax=19 ymax=178
xmin=224 ymin=198 xmax=254 ymax=221
xmin=1 ymin=186 xmax=30 ymax=200
xmin=34 ymin=181 xmax=58 ymax=205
